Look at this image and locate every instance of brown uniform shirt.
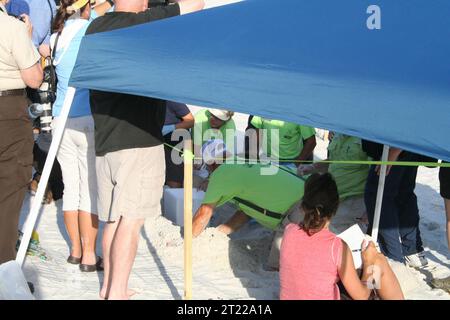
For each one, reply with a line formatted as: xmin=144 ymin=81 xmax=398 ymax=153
xmin=0 ymin=3 xmax=40 ymax=90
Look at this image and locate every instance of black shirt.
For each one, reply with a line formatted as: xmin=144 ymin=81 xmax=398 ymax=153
xmin=86 ymin=4 xmax=180 ymax=156
xmin=361 ymin=139 xmax=435 ymax=163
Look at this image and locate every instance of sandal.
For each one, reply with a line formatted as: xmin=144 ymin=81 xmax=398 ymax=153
xmin=79 ymin=257 xmax=104 ymax=272
xmin=67 ymin=255 xmax=82 ymax=264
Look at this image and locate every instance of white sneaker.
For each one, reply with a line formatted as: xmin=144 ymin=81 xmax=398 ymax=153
xmin=405 ymin=252 xmax=428 ymax=268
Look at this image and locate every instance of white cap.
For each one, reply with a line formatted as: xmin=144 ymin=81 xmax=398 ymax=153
xmin=208 ymin=108 xmax=234 ymax=121
xmin=201 ymin=139 xmax=227 ymax=165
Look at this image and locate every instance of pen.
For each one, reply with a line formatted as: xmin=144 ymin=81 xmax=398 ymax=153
xmin=352 ymin=245 xmax=380 ymax=253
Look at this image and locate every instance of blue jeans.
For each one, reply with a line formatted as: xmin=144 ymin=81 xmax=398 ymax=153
xmin=365 ymin=164 xmax=424 ymax=262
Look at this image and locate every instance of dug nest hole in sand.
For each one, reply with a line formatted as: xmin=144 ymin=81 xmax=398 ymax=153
xmin=145 ymin=215 xmax=273 ymax=273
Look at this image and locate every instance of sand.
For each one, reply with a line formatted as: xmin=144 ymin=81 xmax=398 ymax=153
xmin=19 ymin=176 xmax=450 ymax=301
xmin=19 ymin=137 xmax=450 ymax=299
xmin=146 ymin=215 xmax=273 ymax=273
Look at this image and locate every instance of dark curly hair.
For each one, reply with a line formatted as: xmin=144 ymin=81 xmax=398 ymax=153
xmin=300 ymin=173 xmax=339 ymax=235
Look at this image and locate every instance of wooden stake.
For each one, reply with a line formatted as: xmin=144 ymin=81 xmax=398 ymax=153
xmin=183 ymin=139 xmax=193 ymax=300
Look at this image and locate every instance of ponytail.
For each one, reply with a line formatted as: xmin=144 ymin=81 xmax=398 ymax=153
xmin=300 ymin=173 xmax=339 ymax=235
xmin=53 ymin=0 xmax=73 ymax=33
xmin=52 ymin=0 xmax=90 ymax=33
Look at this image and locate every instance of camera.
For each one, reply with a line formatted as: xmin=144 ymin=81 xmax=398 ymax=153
xmin=28 ymin=58 xmax=57 ymax=133
xmin=38 ymin=59 xmax=57 ymax=133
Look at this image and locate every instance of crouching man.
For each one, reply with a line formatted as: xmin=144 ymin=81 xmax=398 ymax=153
xmin=192 ymin=140 xmax=306 ymax=270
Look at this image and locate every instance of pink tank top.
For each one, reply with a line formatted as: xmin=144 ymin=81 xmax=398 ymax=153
xmin=280 ymin=224 xmax=343 ymax=300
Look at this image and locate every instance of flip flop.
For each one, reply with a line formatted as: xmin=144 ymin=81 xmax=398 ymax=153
xmin=79 ymin=257 xmax=104 ymax=272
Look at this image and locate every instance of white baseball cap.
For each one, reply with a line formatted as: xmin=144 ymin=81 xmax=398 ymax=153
xmin=201 ymin=139 xmax=227 ymax=165
xmin=208 ymin=108 xmax=234 ymax=121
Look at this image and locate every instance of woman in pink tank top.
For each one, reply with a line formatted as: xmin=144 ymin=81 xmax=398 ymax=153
xmin=280 ymin=173 xmax=404 ymax=300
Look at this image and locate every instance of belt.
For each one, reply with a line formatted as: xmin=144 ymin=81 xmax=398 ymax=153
xmin=0 ymin=89 xmax=26 ymax=97
xmin=233 ymin=197 xmax=284 ymax=220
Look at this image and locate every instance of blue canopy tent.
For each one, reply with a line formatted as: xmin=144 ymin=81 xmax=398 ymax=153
xmin=15 ymin=0 xmax=450 ymax=299
xmin=68 ymin=0 xmax=450 ymax=161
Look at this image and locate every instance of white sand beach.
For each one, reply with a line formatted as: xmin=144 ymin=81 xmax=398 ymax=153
xmin=18 ymin=107 xmax=450 ymax=300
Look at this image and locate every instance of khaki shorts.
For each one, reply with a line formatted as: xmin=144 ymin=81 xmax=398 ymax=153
xmin=53 ymin=116 xmax=97 ymax=214
xmin=96 ymin=145 xmax=165 ymax=222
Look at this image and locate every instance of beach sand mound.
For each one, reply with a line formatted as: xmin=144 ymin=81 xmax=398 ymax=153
xmin=144 ymin=215 xmax=272 ymax=273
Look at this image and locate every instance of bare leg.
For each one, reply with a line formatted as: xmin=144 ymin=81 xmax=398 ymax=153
xmin=100 ymin=219 xmax=120 ymax=300
xmin=445 ymin=199 xmax=450 ymax=249
xmin=375 ymin=257 xmax=404 ymax=300
xmin=217 ymin=210 xmax=250 ymax=235
xmin=64 ymin=211 xmax=82 ymax=258
xmin=107 ymin=217 xmax=145 ymax=300
xmin=266 ymin=229 xmax=284 ymax=271
xmin=79 ymin=210 xmax=99 ymax=265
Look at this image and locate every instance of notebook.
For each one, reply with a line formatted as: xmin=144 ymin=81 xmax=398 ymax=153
xmin=337 ymin=224 xmax=366 ymax=269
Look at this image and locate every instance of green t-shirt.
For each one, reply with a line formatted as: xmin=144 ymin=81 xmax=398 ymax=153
xmin=328 ymin=134 xmax=369 ymax=200
xmin=202 ymin=163 xmax=305 ymax=230
xmin=193 ymin=109 xmax=236 ymax=148
xmin=250 ymin=117 xmax=316 ymax=160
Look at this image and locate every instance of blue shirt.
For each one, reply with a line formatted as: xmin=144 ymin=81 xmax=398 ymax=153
xmin=6 ymin=0 xmax=56 ymax=47
xmin=52 ymin=12 xmax=99 ymax=118
xmin=165 ymin=101 xmax=190 ymax=125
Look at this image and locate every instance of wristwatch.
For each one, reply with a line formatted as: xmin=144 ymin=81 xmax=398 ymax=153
xmin=106 ymin=0 xmax=114 ymax=7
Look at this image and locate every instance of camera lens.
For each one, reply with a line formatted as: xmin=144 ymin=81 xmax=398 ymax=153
xmin=28 ymin=103 xmax=44 ymax=119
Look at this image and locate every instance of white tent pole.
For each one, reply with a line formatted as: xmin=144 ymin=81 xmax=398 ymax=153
xmin=371 ymin=144 xmax=390 ymax=243
xmin=16 ymin=87 xmax=76 ymax=267
xmin=183 ymin=138 xmax=193 ymax=300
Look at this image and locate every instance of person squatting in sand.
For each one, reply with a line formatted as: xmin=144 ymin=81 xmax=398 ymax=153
xmin=191 ymin=139 xmax=306 ymax=270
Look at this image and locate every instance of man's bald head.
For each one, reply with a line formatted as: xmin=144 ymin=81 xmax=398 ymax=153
xmin=115 ymin=0 xmax=148 ymax=13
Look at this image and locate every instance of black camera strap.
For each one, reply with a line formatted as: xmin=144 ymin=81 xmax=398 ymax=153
xmin=51 ymin=32 xmax=61 ymax=62
xmin=47 ymin=0 xmax=60 ymax=66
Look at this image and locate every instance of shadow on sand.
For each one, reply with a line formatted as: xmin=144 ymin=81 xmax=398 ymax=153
xmin=141 ymin=228 xmax=182 ymax=299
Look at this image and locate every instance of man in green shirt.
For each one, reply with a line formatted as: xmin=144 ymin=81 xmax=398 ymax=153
xmin=298 ymin=133 xmax=369 ymax=233
xmin=192 ymin=140 xmax=305 ymax=269
xmin=250 ymin=117 xmax=316 ymax=169
xmin=193 ymin=108 xmax=236 ymax=160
